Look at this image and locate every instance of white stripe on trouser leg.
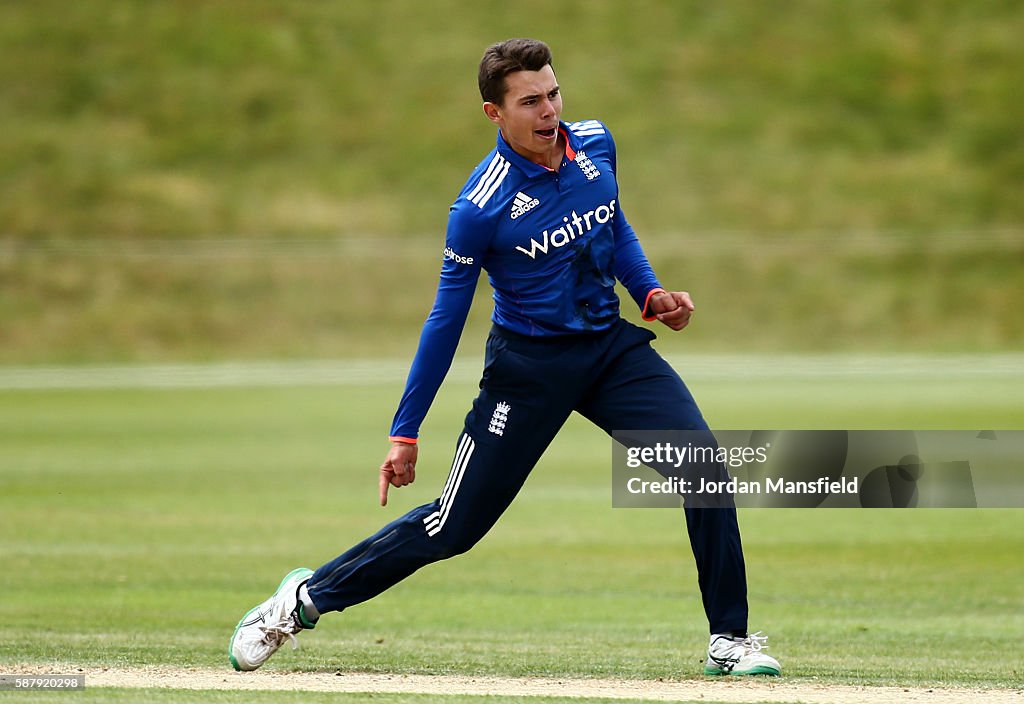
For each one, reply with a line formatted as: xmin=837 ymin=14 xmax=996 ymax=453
xmin=428 ymin=441 xmax=472 ymax=536
xmin=423 ymin=433 xmax=471 ymax=527
xmin=439 ymin=433 xmax=473 ymax=510
xmin=421 ymin=431 xmax=473 ymax=536
xmin=424 ymin=435 xmax=474 ymax=535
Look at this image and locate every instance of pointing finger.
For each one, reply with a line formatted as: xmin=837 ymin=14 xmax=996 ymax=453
xmin=379 ymin=467 xmax=392 ymax=506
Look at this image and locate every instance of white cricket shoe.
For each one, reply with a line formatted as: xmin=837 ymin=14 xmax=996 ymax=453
xmin=229 ymin=567 xmax=315 ymax=671
xmin=704 ymin=631 xmax=781 ymax=676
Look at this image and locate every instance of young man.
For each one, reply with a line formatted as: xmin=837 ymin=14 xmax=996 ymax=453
xmin=230 ymin=38 xmax=780 ymax=678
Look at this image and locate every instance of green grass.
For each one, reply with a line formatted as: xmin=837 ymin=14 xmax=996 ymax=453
xmin=2 ymin=0 xmax=1022 ymax=237
xmin=0 ymin=1 xmax=1022 ymax=362
xmin=1 ymin=363 xmax=1022 ymax=702
xmin=1 ymin=235 xmax=1022 ymax=363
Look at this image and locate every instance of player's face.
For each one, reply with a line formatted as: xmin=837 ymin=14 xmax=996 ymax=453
xmin=484 ymin=64 xmax=563 ymax=167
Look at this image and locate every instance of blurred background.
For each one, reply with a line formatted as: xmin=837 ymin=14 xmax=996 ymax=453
xmin=1 ymin=0 xmax=1022 ymax=363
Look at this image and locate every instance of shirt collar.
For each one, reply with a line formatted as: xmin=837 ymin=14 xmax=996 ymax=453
xmin=495 ymin=120 xmax=580 ymax=176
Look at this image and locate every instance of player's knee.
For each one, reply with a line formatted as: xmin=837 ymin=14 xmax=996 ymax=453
xmin=425 ymin=528 xmax=483 ymax=560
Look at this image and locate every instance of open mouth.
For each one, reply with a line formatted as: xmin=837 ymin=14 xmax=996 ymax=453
xmin=535 ymin=127 xmax=557 ymax=139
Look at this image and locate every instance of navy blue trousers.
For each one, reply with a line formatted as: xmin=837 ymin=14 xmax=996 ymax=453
xmin=307 ymin=319 xmax=748 ymax=634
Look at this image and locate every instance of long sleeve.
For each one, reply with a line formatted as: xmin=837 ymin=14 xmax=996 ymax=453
xmin=388 ymin=205 xmax=489 ymax=441
xmin=612 ymin=205 xmax=663 ymax=317
xmin=605 ymin=129 xmax=663 ymax=316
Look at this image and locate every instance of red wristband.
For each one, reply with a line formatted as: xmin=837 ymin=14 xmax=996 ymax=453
xmin=641 ymin=288 xmax=667 ymax=321
xmin=388 ymin=436 xmax=418 ymax=445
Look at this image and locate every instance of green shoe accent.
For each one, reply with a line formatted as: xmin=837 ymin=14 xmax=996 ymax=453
xmin=228 ymin=567 xmax=314 ymax=671
xmin=704 ymin=664 xmax=781 ymax=677
xmin=297 ymin=603 xmax=318 ymax=630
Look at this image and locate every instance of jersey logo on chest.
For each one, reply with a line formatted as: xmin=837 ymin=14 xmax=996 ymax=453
xmin=513 ymin=198 xmax=617 ymax=260
xmin=509 ymin=191 xmax=541 ymax=220
xmin=573 ymin=150 xmax=601 ymax=181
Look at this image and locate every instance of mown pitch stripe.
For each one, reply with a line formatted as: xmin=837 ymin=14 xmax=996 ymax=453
xmin=0 ymin=360 xmax=473 ymax=390
xmin=0 ymin=355 xmax=1020 ymax=390
xmin=68 ymin=667 xmax=1024 ymax=703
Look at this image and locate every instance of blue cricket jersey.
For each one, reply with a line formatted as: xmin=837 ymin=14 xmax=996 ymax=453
xmin=389 ymin=119 xmax=664 ymax=441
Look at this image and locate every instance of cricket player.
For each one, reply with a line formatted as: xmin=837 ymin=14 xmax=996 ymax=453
xmin=230 ymin=38 xmax=780 ymax=677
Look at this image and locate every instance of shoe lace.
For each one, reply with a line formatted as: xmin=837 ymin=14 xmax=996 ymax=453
xmin=741 ymin=631 xmax=770 ymax=653
xmin=259 ymin=614 xmax=302 ymax=651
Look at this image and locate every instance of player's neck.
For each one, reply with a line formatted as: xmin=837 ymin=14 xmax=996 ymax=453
xmin=505 ymin=131 xmax=566 ymax=172
xmin=532 ymin=133 xmax=565 ymax=172
xmin=547 ymin=132 xmax=566 ymax=171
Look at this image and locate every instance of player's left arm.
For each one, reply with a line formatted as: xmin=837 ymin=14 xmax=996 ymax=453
xmin=604 ymin=124 xmax=694 ymax=332
xmin=613 ymin=211 xmax=695 ymax=331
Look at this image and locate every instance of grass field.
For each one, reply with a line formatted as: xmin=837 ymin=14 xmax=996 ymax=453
xmin=3 ymin=2 xmax=1021 ymax=700
xmin=4 ymin=1 xmax=1022 ymax=237
xmin=2 ymin=0 xmax=1023 ymax=363
xmin=1 ymin=356 xmax=1022 ymax=703
xmin=3 ymin=234 xmax=1023 ymax=363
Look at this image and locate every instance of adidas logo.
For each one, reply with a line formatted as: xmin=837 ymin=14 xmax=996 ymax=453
xmin=510 ymin=192 xmax=540 ymax=220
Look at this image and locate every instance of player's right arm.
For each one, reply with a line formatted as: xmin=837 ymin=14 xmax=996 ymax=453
xmin=380 ymin=201 xmax=490 ymax=505
xmin=379 ymin=441 xmax=418 ymax=506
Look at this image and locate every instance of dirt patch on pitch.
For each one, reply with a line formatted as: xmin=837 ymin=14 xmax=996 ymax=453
xmin=15 ymin=665 xmax=1022 ymax=703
